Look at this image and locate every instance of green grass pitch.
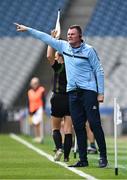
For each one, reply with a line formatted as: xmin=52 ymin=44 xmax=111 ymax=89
xmin=0 ymin=134 xmax=127 ymax=179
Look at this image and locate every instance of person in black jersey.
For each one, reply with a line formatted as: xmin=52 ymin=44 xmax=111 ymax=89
xmin=47 ymin=30 xmax=73 ymax=162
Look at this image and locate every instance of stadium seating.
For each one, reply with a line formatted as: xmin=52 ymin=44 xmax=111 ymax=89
xmin=83 ymin=0 xmax=127 ymax=107
xmin=0 ymin=0 xmax=69 ymax=107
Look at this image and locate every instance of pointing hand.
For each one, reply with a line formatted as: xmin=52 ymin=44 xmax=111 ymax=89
xmin=14 ymin=23 xmax=28 ymax=32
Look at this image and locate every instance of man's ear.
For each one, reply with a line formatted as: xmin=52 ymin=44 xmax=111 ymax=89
xmin=79 ymin=34 xmax=82 ymax=38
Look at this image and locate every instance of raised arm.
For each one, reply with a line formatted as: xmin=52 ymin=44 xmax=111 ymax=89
xmin=47 ymin=30 xmax=58 ymax=65
xmin=47 ymin=46 xmax=55 ymax=65
xmin=14 ymin=23 xmax=64 ymax=54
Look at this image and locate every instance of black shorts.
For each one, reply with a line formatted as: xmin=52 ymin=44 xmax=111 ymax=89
xmin=50 ymin=93 xmax=70 ymax=118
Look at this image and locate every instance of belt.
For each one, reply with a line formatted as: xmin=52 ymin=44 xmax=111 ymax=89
xmin=68 ymin=88 xmax=85 ymax=95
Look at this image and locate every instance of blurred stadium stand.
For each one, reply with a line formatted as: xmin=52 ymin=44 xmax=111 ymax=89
xmin=84 ymin=0 xmax=127 ymax=108
xmin=61 ymin=0 xmax=97 ymax=39
xmin=0 ymin=0 xmax=69 ymax=107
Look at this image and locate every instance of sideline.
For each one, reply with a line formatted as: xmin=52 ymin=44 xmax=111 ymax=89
xmin=10 ymin=133 xmax=97 ymax=180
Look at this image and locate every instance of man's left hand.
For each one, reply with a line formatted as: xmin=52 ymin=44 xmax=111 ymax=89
xmin=97 ymin=94 xmax=104 ymax=103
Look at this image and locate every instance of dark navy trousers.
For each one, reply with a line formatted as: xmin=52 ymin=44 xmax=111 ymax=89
xmin=68 ymin=89 xmax=107 ymax=162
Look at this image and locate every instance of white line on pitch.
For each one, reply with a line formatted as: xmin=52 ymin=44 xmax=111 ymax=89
xmin=10 ymin=133 xmax=97 ymax=180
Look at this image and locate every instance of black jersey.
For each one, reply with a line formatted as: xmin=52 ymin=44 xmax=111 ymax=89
xmin=52 ymin=61 xmax=67 ymax=94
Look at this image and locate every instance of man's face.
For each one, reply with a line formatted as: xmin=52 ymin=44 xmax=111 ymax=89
xmin=67 ymin=28 xmax=81 ymax=46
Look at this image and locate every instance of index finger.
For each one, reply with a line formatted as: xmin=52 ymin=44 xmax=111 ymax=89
xmin=13 ymin=22 xmax=19 ymax=26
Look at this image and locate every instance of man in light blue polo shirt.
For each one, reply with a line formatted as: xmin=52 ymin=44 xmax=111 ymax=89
xmin=14 ymin=23 xmax=108 ymax=168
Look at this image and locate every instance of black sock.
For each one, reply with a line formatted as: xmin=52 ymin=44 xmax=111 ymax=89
xmin=64 ymin=134 xmax=72 ymax=159
xmin=52 ymin=130 xmax=62 ymax=150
